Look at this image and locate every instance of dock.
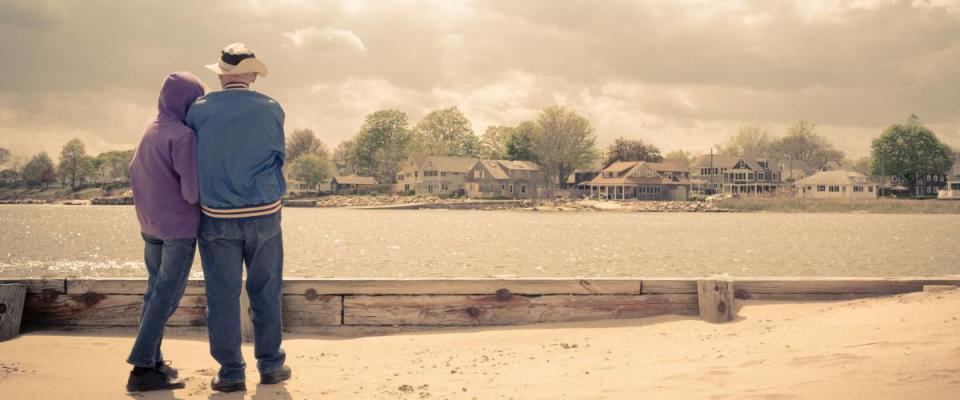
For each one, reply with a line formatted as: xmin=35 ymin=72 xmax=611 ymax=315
xmin=2 ymin=277 xmax=957 ymax=336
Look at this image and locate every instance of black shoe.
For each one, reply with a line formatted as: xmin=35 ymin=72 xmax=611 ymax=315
xmin=260 ymin=366 xmax=292 ymax=385
xmin=126 ymin=367 xmax=185 ymax=392
xmin=156 ymin=360 xmax=178 ymax=379
xmin=211 ymin=377 xmax=247 ymax=393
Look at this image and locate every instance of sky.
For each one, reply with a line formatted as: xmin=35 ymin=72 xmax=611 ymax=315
xmin=2 ymin=0 xmax=960 ymax=160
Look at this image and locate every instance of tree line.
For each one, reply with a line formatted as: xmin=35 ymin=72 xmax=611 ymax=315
xmin=0 ymin=140 xmax=133 ymax=190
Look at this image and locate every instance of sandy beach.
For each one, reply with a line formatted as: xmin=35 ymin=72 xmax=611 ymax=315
xmin=1 ymin=289 xmax=958 ymax=399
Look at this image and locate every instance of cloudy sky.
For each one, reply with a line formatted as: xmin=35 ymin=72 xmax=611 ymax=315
xmin=2 ymin=0 xmax=960 ymax=159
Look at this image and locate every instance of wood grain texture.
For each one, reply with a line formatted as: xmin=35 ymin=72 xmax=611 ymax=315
xmin=66 ymin=279 xmax=206 ymax=295
xmin=0 ymin=279 xmax=65 ymax=294
xmin=283 ymin=295 xmax=342 ymax=326
xmin=0 ymin=284 xmax=27 ymax=341
xmin=283 ymin=278 xmax=644 ymax=295
xmin=343 ymin=294 xmax=698 ymax=326
xmin=21 ymin=294 xmax=208 ymax=327
xmin=697 ymin=280 xmax=734 ymax=323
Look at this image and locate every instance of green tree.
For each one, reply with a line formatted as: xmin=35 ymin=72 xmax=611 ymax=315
xmin=719 ymin=126 xmax=774 ymax=158
xmin=530 ymin=106 xmax=598 ymax=186
xmin=664 ymin=149 xmax=693 ymax=169
xmin=286 ymin=129 xmax=329 ymax=161
xmin=287 ymin=153 xmax=332 ymax=190
xmin=773 ymin=122 xmax=844 ymax=172
xmin=504 ymin=121 xmax=539 ymax=162
xmin=604 ymin=137 xmax=663 ymax=166
xmin=0 ymin=147 xmax=10 ymax=166
xmin=92 ymin=149 xmax=134 ymax=183
xmin=350 ymin=109 xmax=412 ymax=183
xmin=869 ymin=123 xmax=953 ymax=191
xmin=480 ymin=125 xmax=514 ymax=159
xmin=58 ymin=138 xmax=94 ymax=190
xmin=411 ymin=107 xmax=480 ymax=157
xmin=22 ymin=152 xmax=56 ymax=188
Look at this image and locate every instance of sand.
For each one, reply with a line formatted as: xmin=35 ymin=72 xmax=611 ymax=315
xmin=1 ymin=289 xmax=958 ymax=399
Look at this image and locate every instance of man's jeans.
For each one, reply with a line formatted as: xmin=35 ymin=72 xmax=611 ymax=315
xmin=199 ymin=212 xmax=285 ymax=383
xmin=127 ymin=234 xmax=196 ymax=367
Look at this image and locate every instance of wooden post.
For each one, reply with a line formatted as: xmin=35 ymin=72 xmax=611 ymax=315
xmin=0 ymin=284 xmax=27 ymax=341
xmin=239 ymin=280 xmax=254 ymax=343
xmin=697 ymin=279 xmax=734 ymax=323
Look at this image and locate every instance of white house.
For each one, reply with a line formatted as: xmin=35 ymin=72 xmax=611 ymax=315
xmin=795 ymin=170 xmax=877 ymax=199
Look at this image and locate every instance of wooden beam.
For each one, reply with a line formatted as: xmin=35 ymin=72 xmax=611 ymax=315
xmin=283 ymin=278 xmax=644 ymax=295
xmin=22 ymin=294 xmax=207 ymax=327
xmin=697 ymin=279 xmax=734 ymax=323
xmin=65 ymin=279 xmax=206 ymax=295
xmin=0 ymin=279 xmax=65 ymax=294
xmin=283 ymin=295 xmax=342 ymax=326
xmin=641 ymin=279 xmax=698 ymax=294
xmin=733 ymin=278 xmax=960 ymax=300
xmin=0 ymin=284 xmax=27 ymax=341
xmin=343 ymin=294 xmax=697 ymax=326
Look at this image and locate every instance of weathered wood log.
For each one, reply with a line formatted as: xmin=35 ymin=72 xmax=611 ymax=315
xmin=0 ymin=284 xmax=27 ymax=341
xmin=284 ymin=278 xmax=644 ymax=295
xmin=343 ymin=294 xmax=698 ymax=326
xmin=21 ymin=294 xmax=208 ymax=327
xmin=697 ymin=279 xmax=734 ymax=323
xmin=66 ymin=279 xmax=206 ymax=295
xmin=282 ymin=294 xmax=342 ymax=326
xmin=641 ymin=279 xmax=698 ymax=294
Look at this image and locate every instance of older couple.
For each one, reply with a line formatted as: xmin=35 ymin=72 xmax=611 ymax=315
xmin=125 ymin=43 xmax=289 ymax=393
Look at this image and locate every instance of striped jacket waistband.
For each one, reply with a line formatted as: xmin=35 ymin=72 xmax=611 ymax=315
xmin=201 ymin=199 xmax=282 ymax=219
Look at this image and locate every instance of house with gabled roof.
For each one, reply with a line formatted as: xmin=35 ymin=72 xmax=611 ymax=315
xmin=795 ymin=170 xmax=877 ymax=199
xmin=393 ymin=156 xmax=479 ymax=196
xmin=689 ymin=154 xmax=782 ymax=196
xmin=585 ymin=160 xmax=690 ymax=200
xmin=465 ymin=160 xmax=545 ymax=199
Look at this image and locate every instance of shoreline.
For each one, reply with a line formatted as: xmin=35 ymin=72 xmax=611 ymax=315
xmin=1 ymin=289 xmax=957 ymax=399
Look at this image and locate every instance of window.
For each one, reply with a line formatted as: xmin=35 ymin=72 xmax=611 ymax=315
xmin=427 ymin=184 xmax=433 ymax=193
xmin=441 ymin=171 xmax=448 ymax=177
xmin=414 ymin=171 xmax=418 ymax=178
xmin=757 ymin=173 xmax=764 ymax=181
xmin=646 ymin=170 xmax=654 ymax=177
xmin=868 ymin=186 xmax=875 ymax=192
xmin=509 ymin=184 xmax=514 ymax=193
xmin=951 ymin=183 xmax=960 ymax=190
xmin=397 ymin=174 xmax=404 ymax=181
xmin=424 ymin=170 xmax=439 ymax=177
xmin=441 ymin=184 xmax=449 ymax=191
xmin=501 ymin=183 xmax=506 ymax=191
xmin=853 ymin=185 xmax=863 ymax=192
xmin=817 ymin=185 xmax=826 ymax=192
xmin=829 ymin=186 xmax=840 ymax=192
xmin=521 ymin=184 xmax=527 ymax=193
xmin=474 ymin=170 xmax=485 ymax=179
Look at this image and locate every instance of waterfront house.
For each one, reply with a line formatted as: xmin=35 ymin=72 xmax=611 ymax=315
xmin=915 ymin=172 xmax=947 ymax=197
xmin=564 ymin=169 xmax=600 ymax=189
xmin=689 ymin=155 xmax=781 ymax=197
xmin=394 ymin=156 xmax=479 ymax=196
xmin=465 ymin=160 xmax=545 ymax=199
xmin=938 ymin=160 xmax=960 ymax=200
xmin=795 ymin=170 xmax=877 ymax=199
xmin=585 ymin=161 xmax=690 ymax=200
xmin=330 ymin=175 xmax=378 ymax=194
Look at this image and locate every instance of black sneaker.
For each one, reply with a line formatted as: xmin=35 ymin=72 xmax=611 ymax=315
xmin=126 ymin=367 xmax=185 ymax=392
xmin=211 ymin=377 xmax=247 ymax=393
xmin=156 ymin=360 xmax=178 ymax=379
xmin=260 ymin=366 xmax=292 ymax=385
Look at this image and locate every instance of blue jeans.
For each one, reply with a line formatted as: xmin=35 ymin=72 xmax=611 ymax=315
xmin=127 ymin=234 xmax=196 ymax=367
xmin=199 ymin=212 xmax=285 ymax=383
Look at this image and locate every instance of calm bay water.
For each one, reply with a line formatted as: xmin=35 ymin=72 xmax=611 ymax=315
xmin=0 ymin=205 xmax=957 ymax=278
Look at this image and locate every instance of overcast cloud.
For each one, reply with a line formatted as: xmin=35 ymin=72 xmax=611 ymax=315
xmin=2 ymin=0 xmax=960 ymax=158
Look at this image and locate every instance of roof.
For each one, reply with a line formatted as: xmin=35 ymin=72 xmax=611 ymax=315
xmin=587 ymin=161 xmax=689 ymax=186
xmin=332 ymin=175 xmax=377 ymax=185
xmin=422 ymin=156 xmax=480 ymax=172
xmin=646 ymin=161 xmax=686 ymax=173
xmin=795 ymin=170 xmax=872 ymax=186
xmin=476 ymin=160 xmax=542 ymax=181
xmin=690 ymin=155 xmax=767 ymax=171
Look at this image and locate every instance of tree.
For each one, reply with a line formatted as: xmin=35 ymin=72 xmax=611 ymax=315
xmin=480 ymin=126 xmax=514 ymax=159
xmin=0 ymin=147 xmax=10 ymax=166
xmin=22 ymin=152 xmax=56 ymax=188
xmin=604 ymin=137 xmax=663 ymax=166
xmin=92 ymin=150 xmax=134 ymax=183
xmin=286 ymin=129 xmax=329 ymax=161
xmin=719 ymin=126 xmax=774 ymax=158
xmin=773 ymin=121 xmax=844 ymax=172
xmin=287 ymin=153 xmax=331 ymax=190
xmin=664 ymin=149 xmax=693 ymax=170
xmin=849 ymin=156 xmax=872 ymax=175
xmin=350 ymin=109 xmax=412 ymax=183
xmin=410 ymin=107 xmax=480 ymax=157
xmin=869 ymin=123 xmax=953 ymax=191
xmin=530 ymin=106 xmax=599 ymax=186
xmin=505 ymin=121 xmax=539 ymax=162
xmin=332 ymin=140 xmax=355 ymax=175
xmin=58 ymin=138 xmax=94 ymax=190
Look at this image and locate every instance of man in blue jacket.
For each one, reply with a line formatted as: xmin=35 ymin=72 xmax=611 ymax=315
xmin=186 ymin=43 xmax=290 ymax=393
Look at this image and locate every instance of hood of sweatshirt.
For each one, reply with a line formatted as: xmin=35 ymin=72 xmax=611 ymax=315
xmin=157 ymin=72 xmax=206 ymax=122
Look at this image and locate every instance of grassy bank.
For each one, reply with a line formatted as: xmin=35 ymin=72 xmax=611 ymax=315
xmin=718 ymin=197 xmax=960 ymax=213
xmin=0 ymin=186 xmax=130 ymax=201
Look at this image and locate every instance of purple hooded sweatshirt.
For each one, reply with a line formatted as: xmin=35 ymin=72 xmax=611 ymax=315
xmin=128 ymin=72 xmax=205 ymax=240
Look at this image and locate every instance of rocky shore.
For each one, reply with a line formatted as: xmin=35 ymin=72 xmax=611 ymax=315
xmin=527 ymin=200 xmax=734 ymax=212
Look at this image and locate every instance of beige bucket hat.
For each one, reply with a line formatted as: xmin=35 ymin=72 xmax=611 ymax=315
xmin=205 ymin=42 xmax=268 ymax=77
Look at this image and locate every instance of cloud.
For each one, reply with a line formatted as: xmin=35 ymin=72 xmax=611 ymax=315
xmin=282 ymin=26 xmax=367 ymax=51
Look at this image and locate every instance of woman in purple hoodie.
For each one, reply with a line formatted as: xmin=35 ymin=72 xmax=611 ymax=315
xmin=125 ymin=72 xmax=206 ymax=392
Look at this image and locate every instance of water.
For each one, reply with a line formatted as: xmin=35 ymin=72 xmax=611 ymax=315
xmin=0 ymin=205 xmax=957 ymax=278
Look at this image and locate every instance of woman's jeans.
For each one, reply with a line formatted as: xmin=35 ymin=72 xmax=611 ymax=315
xmin=198 ymin=212 xmax=285 ymax=383
xmin=127 ymin=233 xmax=196 ymax=367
